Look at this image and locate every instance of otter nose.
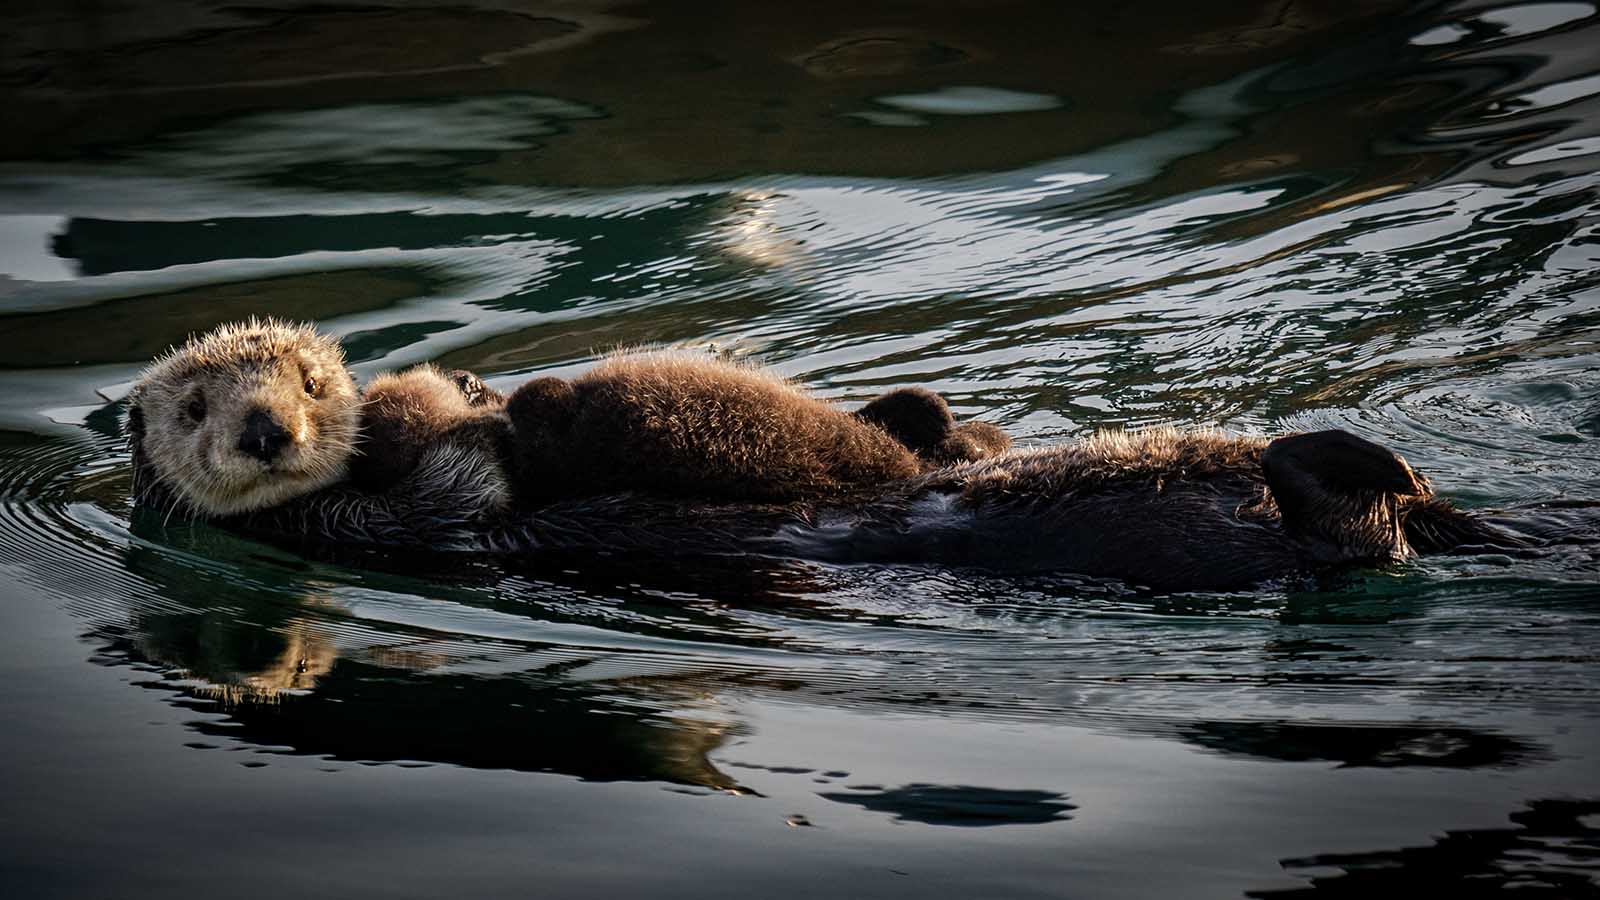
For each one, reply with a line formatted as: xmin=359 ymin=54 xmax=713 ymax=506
xmin=238 ymin=409 xmax=292 ymax=462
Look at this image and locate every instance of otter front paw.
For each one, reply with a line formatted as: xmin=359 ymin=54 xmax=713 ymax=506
xmin=445 ymin=369 xmax=504 ymax=407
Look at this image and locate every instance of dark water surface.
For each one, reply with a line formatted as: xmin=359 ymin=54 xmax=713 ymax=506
xmin=4 ymin=2 xmax=1600 ymax=897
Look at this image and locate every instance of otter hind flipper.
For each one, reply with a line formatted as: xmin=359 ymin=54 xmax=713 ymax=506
xmin=1266 ymin=430 xmax=1536 ymax=559
xmin=1263 ymin=430 xmax=1424 ymax=502
xmin=1262 ymin=429 xmax=1428 ymax=563
xmin=1263 ymin=429 xmax=1424 ymax=515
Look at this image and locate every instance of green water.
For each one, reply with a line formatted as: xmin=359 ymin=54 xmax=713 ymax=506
xmin=2 ymin=2 xmax=1599 ymax=896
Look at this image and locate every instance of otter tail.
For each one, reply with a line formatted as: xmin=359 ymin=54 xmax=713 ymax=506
xmin=1414 ymin=498 xmax=1600 ymax=556
xmin=1402 ymin=498 xmax=1529 ymax=555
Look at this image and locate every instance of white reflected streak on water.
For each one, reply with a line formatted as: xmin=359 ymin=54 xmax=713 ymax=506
xmin=0 ymin=215 xmax=74 ymax=283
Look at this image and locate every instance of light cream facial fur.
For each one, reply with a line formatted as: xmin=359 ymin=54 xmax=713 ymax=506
xmin=131 ymin=318 xmax=360 ymax=516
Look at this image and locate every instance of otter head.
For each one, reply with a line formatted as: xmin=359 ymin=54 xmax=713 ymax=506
xmin=128 ymin=318 xmax=359 ymax=516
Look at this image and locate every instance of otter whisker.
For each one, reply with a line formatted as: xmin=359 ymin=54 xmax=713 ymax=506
xmin=160 ymin=491 xmax=182 ymax=530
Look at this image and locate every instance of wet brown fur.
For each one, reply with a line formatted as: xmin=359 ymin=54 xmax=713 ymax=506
xmin=906 ymin=427 xmax=1460 ymax=572
xmin=931 ymin=428 xmax=1274 ymax=506
xmin=505 ymin=353 xmax=935 ymax=504
xmin=349 ymin=365 xmax=511 ymax=495
xmin=933 ymin=421 xmax=1013 ymax=466
xmin=348 ymin=354 xmax=991 ymax=505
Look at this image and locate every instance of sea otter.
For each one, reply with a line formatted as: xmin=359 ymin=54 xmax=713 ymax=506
xmin=355 ymin=354 xmax=1011 ymax=505
xmin=128 ymin=320 xmax=1518 ymax=592
xmin=767 ymin=427 xmax=1514 ymax=590
xmin=360 ymin=364 xmax=1010 ymax=491
xmin=129 ymin=319 xmax=1010 ymax=518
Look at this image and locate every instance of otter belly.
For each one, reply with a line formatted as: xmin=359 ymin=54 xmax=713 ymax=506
xmin=204 ymin=437 xmax=1454 ymax=592
xmin=769 ymin=482 xmax=1307 ymax=592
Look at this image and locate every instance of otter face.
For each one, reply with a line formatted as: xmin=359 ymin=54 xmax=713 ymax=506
xmin=130 ymin=319 xmax=360 ymax=516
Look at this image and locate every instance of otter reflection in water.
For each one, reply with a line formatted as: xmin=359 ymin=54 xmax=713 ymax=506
xmin=1247 ymin=798 xmax=1600 ymax=898
xmin=106 ymin=545 xmax=747 ymax=789
xmin=130 ymin=596 xmax=338 ymax=705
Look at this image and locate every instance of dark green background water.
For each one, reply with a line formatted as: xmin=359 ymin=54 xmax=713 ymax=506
xmin=3 ymin=2 xmax=1599 ymax=896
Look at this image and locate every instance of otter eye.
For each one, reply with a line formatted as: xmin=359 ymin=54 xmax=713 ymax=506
xmin=304 ymin=376 xmax=320 ymax=397
xmin=187 ymin=395 xmax=207 ymax=422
